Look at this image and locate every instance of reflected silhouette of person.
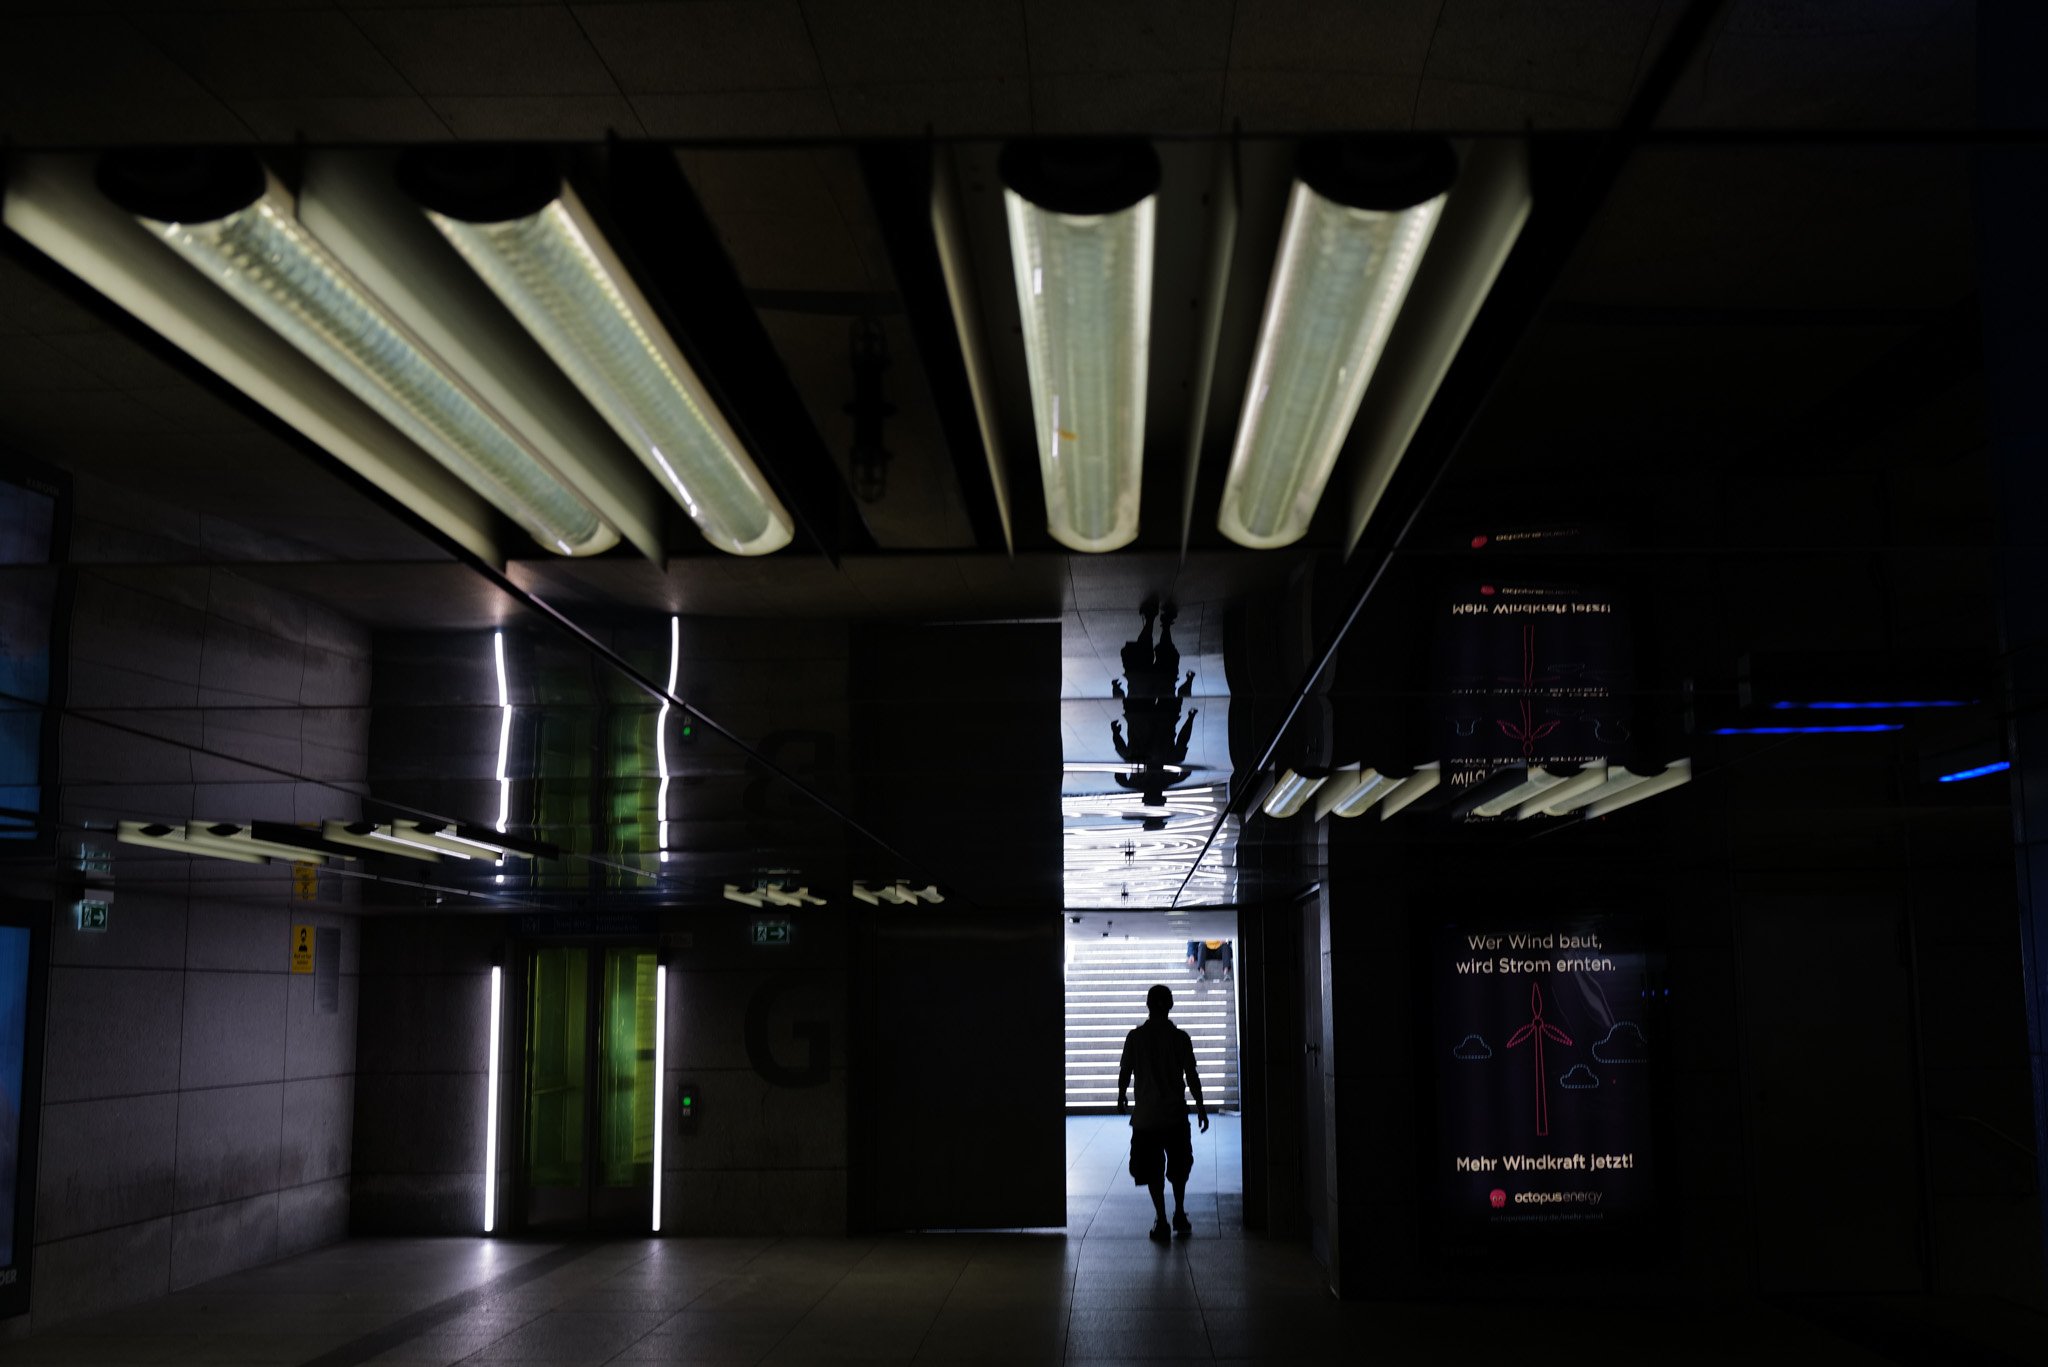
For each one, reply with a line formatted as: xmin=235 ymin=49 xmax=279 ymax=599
xmin=1112 ymin=599 xmax=1198 ymax=805
xmin=1117 ymin=983 xmax=1208 ymax=1241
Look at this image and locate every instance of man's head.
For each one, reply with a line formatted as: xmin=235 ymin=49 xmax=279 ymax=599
xmin=1146 ymin=983 xmax=1173 ymax=1016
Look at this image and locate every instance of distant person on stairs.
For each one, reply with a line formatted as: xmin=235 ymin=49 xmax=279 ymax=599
xmin=1117 ymin=983 xmax=1208 ymax=1241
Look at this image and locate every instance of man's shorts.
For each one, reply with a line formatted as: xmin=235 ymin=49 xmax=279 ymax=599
xmin=1129 ymin=1119 xmax=1194 ymax=1186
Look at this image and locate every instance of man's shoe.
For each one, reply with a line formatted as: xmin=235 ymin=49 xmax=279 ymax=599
xmin=1172 ymin=1211 xmax=1192 ymax=1237
xmin=1148 ymin=1220 xmax=1170 ymax=1243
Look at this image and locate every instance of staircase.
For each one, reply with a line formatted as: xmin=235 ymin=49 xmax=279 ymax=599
xmin=1065 ymin=939 xmax=1240 ymax=1113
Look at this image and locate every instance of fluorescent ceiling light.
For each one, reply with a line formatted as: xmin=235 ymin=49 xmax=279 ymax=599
xmin=722 ymin=884 xmax=766 ymax=908
xmin=1261 ymin=768 xmax=1328 ymax=819
xmin=185 ymin=822 xmax=342 ymax=865
xmin=96 ymin=154 xmax=619 ymax=557
xmin=1218 ymin=139 xmax=1455 ymax=550
xmin=118 ymin=820 xmax=266 ymax=864
xmin=1937 ymin=760 xmax=2009 ymax=783
xmin=403 ymin=152 xmax=793 ymax=557
xmin=1328 ymin=769 xmax=1398 ymax=818
xmin=398 ymin=822 xmax=532 ymax=859
xmin=1470 ymin=766 xmax=1571 ymax=818
xmin=1518 ymin=766 xmax=1611 ymax=818
xmin=1000 ymin=141 xmax=1159 ymax=553
xmin=299 ymin=152 xmax=663 ymax=562
xmin=4 ymin=156 xmax=502 ymax=567
xmin=1583 ymin=759 xmax=1692 ymax=820
xmin=321 ymin=820 xmax=445 ymax=862
xmin=851 ymin=883 xmax=880 ymax=907
xmin=1378 ymin=763 xmax=1443 ymax=819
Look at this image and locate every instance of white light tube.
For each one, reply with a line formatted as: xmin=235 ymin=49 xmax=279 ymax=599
xmin=1329 ymin=769 xmax=1397 ymax=819
xmin=657 ymin=616 xmax=678 ymax=864
xmin=652 ymin=962 xmax=667 ymax=1234
xmin=723 ymin=885 xmax=766 ymax=908
xmin=1311 ymin=766 xmax=1364 ymax=821
xmin=129 ymin=175 xmax=617 ymax=557
xmin=1470 ymin=767 xmax=1571 ymax=818
xmin=321 ymin=821 xmax=444 ymax=862
xmin=185 ymin=822 xmax=344 ymax=865
xmin=423 ymin=185 xmax=793 ymax=557
xmin=1377 ymin=763 xmax=1443 ymax=820
xmin=299 ymin=153 xmax=663 ymax=563
xmin=484 ymin=964 xmax=502 ymax=1233
xmin=1218 ymin=155 xmax=1450 ymax=549
xmin=396 ymin=823 xmax=527 ymax=860
xmin=1545 ymin=765 xmax=1652 ymax=816
xmin=1583 ymin=759 xmax=1693 ymax=820
xmin=1517 ymin=766 xmax=1612 ymax=819
xmin=851 ymin=883 xmax=880 ymax=907
xmin=1001 ymin=147 xmax=1157 ymax=553
xmin=3 ymin=157 xmax=503 ymax=566
xmin=118 ymin=820 xmax=266 ymax=864
xmin=1261 ymin=769 xmax=1327 ymax=819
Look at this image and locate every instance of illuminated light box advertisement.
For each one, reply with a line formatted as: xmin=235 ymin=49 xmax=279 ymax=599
xmin=1433 ymin=913 xmax=1665 ymax=1247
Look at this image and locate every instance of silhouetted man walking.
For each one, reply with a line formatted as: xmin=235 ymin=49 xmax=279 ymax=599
xmin=1117 ymin=983 xmax=1208 ymax=1241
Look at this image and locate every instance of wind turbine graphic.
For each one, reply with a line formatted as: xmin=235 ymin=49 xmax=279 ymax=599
xmin=1505 ymin=982 xmax=1573 ymax=1137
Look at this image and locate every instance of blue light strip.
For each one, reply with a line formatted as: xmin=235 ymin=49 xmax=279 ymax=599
xmin=1710 ymin=724 xmax=1905 ymax=736
xmin=1770 ymin=700 xmax=1975 ymax=711
xmin=1936 ymin=760 xmax=2010 ymax=783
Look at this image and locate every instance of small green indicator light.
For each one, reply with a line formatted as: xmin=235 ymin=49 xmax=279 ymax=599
xmin=682 ymin=1097 xmax=692 ymax=1106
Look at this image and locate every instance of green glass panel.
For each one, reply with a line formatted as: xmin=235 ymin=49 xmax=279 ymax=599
xmin=524 ymin=947 xmax=588 ymax=1188
xmin=598 ymin=949 xmax=658 ymax=1188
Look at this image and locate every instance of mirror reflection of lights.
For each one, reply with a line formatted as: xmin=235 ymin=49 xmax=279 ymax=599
xmin=656 ymin=615 xmax=678 ymax=865
xmin=492 ymin=631 xmax=511 ymax=885
xmin=1063 ymin=783 xmax=1237 ymax=908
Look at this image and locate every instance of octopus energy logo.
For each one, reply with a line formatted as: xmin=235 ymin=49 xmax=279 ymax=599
xmin=1489 ymin=1189 xmax=1507 ymax=1209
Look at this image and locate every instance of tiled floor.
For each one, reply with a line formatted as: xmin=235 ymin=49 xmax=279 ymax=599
xmin=3 ymin=1114 xmax=1916 ymax=1364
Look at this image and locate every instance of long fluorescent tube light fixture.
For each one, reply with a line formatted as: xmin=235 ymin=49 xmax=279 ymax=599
xmin=1770 ymin=700 xmax=1974 ymax=710
xmin=95 ymin=152 xmax=619 ymax=557
xmin=652 ymin=961 xmax=667 ymax=1233
xmin=186 ymin=822 xmax=342 ymax=865
xmin=999 ymin=140 xmax=1159 ymax=553
xmin=1938 ymin=760 xmax=2010 ymax=783
xmin=1328 ymin=769 xmax=1398 ymax=819
xmin=5 ymin=156 xmax=502 ymax=566
xmin=1261 ymin=768 xmax=1328 ymax=819
xmin=1470 ymin=766 xmax=1571 ymax=818
xmin=1378 ymin=762 xmax=1443 ymax=819
xmin=118 ymin=821 xmax=265 ymax=865
xmin=401 ymin=150 xmax=793 ymax=557
xmin=1218 ymin=138 xmax=1454 ymax=550
xmin=1709 ymin=724 xmax=1904 ymax=736
xmin=321 ymin=821 xmax=446 ymax=863
xmin=1583 ymin=759 xmax=1692 ymax=820
xmin=484 ymin=964 xmax=502 ymax=1233
xmin=1519 ymin=766 xmax=1612 ymax=818
xmin=1544 ymin=765 xmax=1649 ymax=816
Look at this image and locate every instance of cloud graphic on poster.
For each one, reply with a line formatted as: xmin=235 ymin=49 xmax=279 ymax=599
xmin=1591 ymin=1021 xmax=1649 ymax=1063
xmin=1451 ymin=1034 xmax=1492 ymax=1060
xmin=1558 ymin=1064 xmax=1599 ymax=1090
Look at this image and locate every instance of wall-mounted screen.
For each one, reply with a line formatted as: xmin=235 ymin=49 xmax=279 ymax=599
xmin=0 ymin=924 xmax=30 ymax=1305
xmin=1433 ymin=912 xmax=1667 ymax=1251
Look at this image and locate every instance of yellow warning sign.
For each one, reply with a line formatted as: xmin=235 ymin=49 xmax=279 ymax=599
xmin=292 ymin=863 xmax=318 ymax=902
xmin=291 ymin=924 xmax=315 ymax=974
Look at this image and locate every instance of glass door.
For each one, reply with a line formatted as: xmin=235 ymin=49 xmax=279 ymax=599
xmin=520 ymin=945 xmax=659 ymax=1231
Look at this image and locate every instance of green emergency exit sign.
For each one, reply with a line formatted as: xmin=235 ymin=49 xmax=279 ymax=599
xmin=750 ymin=916 xmax=793 ymax=946
xmin=75 ymin=900 xmax=109 ymax=931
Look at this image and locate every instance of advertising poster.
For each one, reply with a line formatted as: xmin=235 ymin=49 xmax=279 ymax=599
xmin=1434 ymin=912 xmax=1666 ymax=1249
